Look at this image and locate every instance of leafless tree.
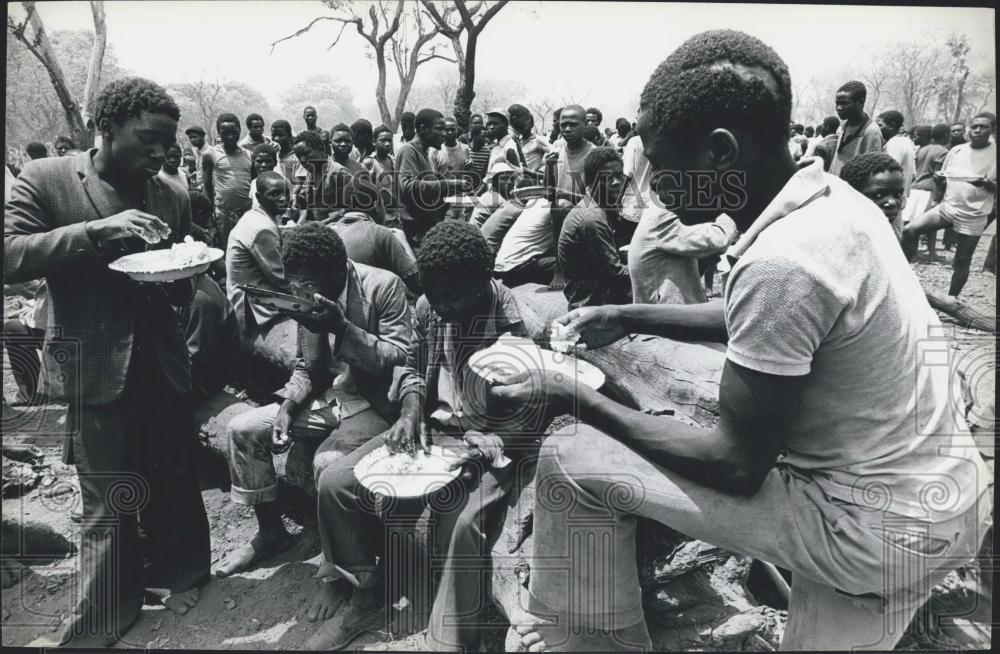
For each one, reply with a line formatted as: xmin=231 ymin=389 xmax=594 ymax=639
xmin=420 ymin=0 xmax=511 ymax=130
xmin=7 ymin=0 xmax=107 ymax=147
xmin=270 ymin=0 xmax=453 ymax=131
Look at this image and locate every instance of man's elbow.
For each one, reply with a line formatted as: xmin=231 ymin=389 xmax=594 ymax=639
xmin=722 ymin=459 xmax=773 ymax=496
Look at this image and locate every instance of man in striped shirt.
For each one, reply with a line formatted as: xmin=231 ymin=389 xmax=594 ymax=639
xmin=829 ymin=80 xmax=883 ymax=176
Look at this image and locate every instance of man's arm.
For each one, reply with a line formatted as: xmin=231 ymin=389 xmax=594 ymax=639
xmin=571 ymin=359 xmax=801 ymax=495
xmin=4 ymin=166 xmax=105 ymax=282
xmin=394 ymin=298 xmax=431 ymax=403
xmin=649 ymin=211 xmax=738 ymax=258
xmin=202 ymin=150 xmax=216 ymax=207
xmin=248 ymin=229 xmax=289 ymax=290
xmin=334 ymin=274 xmax=412 ymax=375
xmin=396 ymin=146 xmax=462 ymax=205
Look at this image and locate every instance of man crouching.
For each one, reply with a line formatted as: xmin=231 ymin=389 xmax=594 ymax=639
xmin=215 ymin=222 xmax=411 ymax=576
xmin=303 ymin=220 xmax=546 ymax=651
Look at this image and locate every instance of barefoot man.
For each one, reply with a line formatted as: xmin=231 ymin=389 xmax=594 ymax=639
xmin=494 ymin=31 xmax=991 ymax=651
xmin=215 ymin=222 xmax=411 ymax=577
xmin=5 ymin=77 xmax=211 ymax=646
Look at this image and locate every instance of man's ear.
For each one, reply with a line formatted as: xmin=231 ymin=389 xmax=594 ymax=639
xmin=706 ymin=129 xmax=739 ymax=171
xmin=98 ymin=117 xmax=115 ymax=142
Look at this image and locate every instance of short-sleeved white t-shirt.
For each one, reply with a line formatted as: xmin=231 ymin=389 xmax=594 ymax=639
xmin=725 ymin=168 xmax=988 ymax=520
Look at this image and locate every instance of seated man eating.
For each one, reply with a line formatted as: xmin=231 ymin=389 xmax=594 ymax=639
xmin=303 ymin=221 xmax=545 ymax=652
xmin=215 ymin=222 xmax=411 ymax=577
xmin=494 ymin=30 xmax=991 ymax=652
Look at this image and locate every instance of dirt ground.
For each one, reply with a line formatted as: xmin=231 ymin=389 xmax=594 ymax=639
xmin=2 ymin=233 xmax=995 ymax=650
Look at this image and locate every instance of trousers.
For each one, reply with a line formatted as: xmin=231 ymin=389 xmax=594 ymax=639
xmin=528 ymin=425 xmax=992 ymax=651
xmin=61 ymin=339 xmax=210 ymax=646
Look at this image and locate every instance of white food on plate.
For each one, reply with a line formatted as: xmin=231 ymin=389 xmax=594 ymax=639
xmin=116 ymin=236 xmax=211 ymax=273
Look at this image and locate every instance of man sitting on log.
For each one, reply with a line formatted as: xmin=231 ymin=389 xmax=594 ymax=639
xmin=557 ymin=146 xmax=632 ymax=309
xmin=302 ymin=221 xmax=545 ymax=652
xmin=214 ymin=223 xmax=411 ymax=577
xmin=493 ymin=30 xmax=992 ymax=651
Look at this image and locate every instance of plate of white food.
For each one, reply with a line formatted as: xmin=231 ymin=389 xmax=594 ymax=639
xmin=109 ymin=236 xmax=222 ymax=282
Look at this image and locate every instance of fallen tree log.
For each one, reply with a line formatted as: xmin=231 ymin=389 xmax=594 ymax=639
xmin=926 ymin=290 xmax=996 ymax=333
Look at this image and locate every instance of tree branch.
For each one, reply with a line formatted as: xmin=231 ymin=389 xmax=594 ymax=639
xmin=270 ymin=15 xmax=363 ymax=54
xmin=325 ymin=21 xmax=351 ymax=50
xmin=471 ymin=0 xmax=509 ymax=35
xmin=417 ymin=52 xmax=457 ymax=66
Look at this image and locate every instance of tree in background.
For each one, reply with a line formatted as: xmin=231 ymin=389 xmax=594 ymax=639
xmin=419 ymin=0 xmax=510 ymax=131
xmin=272 ymin=0 xmax=452 ymax=131
xmin=168 ymin=77 xmax=272 ymax=141
xmin=278 ymin=75 xmax=362 ymax=132
xmin=7 ymin=0 xmax=107 ymax=149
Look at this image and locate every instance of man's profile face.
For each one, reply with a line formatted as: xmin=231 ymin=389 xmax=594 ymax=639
xmin=303 ymin=108 xmax=318 ymax=126
xmin=287 ymin=268 xmax=345 ymax=306
xmin=105 ymin=110 xmax=179 ymax=181
xmin=560 ymin=109 xmax=586 ymax=147
xmin=421 ymin=118 xmax=446 ymax=149
xmin=876 ymin=116 xmax=892 ymax=141
xmin=331 ymin=130 xmax=354 ymax=158
xmin=218 ymin=121 xmax=241 ymax=148
xmin=834 ymin=91 xmax=862 ymax=121
xmin=968 ymin=118 xmax=992 ymax=147
xmin=293 ymin=141 xmax=325 ymax=166
xmin=188 ymin=132 xmax=205 ymax=149
xmin=248 ymin=119 xmax=265 ymax=140
xmin=913 ymin=130 xmax=931 ymax=147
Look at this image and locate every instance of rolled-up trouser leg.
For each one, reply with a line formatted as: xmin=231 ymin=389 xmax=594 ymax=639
xmin=226 ymin=403 xmax=281 ymax=505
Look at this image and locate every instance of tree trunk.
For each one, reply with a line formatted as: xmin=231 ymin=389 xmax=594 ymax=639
xmin=19 ymin=1 xmax=89 ymax=147
xmin=925 ymin=290 xmax=996 ymax=333
xmin=953 ymin=69 xmax=970 ymax=124
xmin=374 ymin=49 xmax=395 ymax=131
xmin=79 ymin=0 xmax=106 ymax=147
xmin=455 ymin=34 xmax=478 ymax=129
xmin=451 ymin=36 xmax=470 ymax=131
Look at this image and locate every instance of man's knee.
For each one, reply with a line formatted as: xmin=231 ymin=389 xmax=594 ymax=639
xmin=227 ymin=412 xmax=271 ymax=453
xmin=312 ymin=449 xmax=345 ymax=483
xmin=317 ymin=458 xmax=361 ymax=511
xmin=539 ymin=423 xmax=610 ymax=471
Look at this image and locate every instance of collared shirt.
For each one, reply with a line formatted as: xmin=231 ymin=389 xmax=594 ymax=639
xmin=629 ymin=207 xmax=737 ymax=305
xmin=484 ymin=134 xmax=523 ymax=184
xmin=324 ymin=282 xmax=370 ymax=419
xmin=723 ymin=158 xmax=988 ymax=520
xmin=330 ymin=211 xmax=418 ymax=282
xmin=884 ymin=134 xmax=916 ymax=196
xmin=226 ymin=206 xmax=287 ymax=332
xmin=238 ymin=134 xmax=271 ymax=155
xmin=829 ymin=114 xmax=883 ymax=176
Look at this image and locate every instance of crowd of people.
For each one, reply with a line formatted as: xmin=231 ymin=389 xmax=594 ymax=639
xmin=3 ymin=25 xmax=995 ymax=652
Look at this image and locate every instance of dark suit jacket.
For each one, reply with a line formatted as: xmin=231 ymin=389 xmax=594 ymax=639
xmin=4 ymin=150 xmax=193 ymax=406
xmin=274 ymin=262 xmax=411 ymax=424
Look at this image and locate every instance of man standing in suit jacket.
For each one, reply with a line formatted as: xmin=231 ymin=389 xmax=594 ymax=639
xmin=4 ymin=77 xmax=210 ymax=647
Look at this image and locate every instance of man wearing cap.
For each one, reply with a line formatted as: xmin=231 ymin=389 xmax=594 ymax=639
xmin=509 ymin=104 xmax=551 ymax=173
xmin=185 ymin=126 xmax=209 ymax=190
xmin=484 ymin=108 xmax=526 ymax=186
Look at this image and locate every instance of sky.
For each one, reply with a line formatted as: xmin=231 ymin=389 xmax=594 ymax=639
xmin=9 ymin=1 xmax=997 ymax=125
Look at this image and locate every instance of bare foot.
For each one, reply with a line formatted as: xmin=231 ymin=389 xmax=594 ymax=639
xmin=546 ymin=273 xmax=567 ymax=291
xmin=306 ymin=579 xmax=352 ymax=622
xmin=147 ymin=586 xmax=201 ymax=615
xmin=214 ymin=532 xmax=293 ymax=577
xmin=303 ymin=586 xmax=386 ymax=650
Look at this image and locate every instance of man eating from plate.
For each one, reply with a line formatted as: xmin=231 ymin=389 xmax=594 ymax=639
xmin=303 ymin=220 xmax=546 ymax=652
xmin=5 ymin=77 xmax=210 ymax=647
xmin=215 ymin=222 xmax=411 ymax=577
xmin=492 ymin=30 xmax=991 ymax=651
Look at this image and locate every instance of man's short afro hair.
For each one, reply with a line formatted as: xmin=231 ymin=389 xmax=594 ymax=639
xmin=293 ymin=129 xmax=327 ymax=154
xmin=281 ymin=222 xmax=349 ymax=283
xmin=839 ymin=152 xmax=902 ymax=192
xmin=639 ymin=29 xmax=792 ymax=148
xmin=878 ymin=110 xmax=904 ymax=130
xmin=583 ymin=147 xmax=623 ymax=187
xmin=416 ymin=220 xmax=494 ymax=281
xmin=94 ymin=77 xmax=180 ymax=127
xmin=837 ymin=80 xmax=867 ymax=103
